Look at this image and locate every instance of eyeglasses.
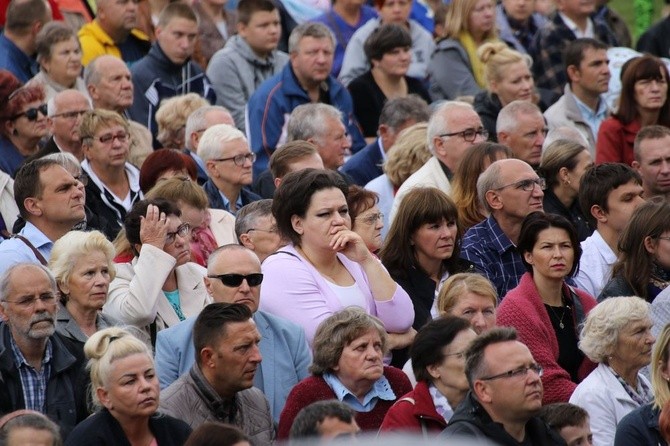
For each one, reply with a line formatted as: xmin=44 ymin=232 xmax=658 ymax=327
xmin=211 ymin=153 xmax=257 ymax=167
xmin=4 ymin=292 xmax=58 ymax=309
xmin=495 ymin=177 xmax=546 ymax=192
xmin=12 ymin=104 xmax=48 ymax=121
xmin=92 ymin=132 xmax=130 ymax=145
xmin=657 ymin=236 xmax=670 ymax=241
xmin=480 ymin=364 xmax=543 ymax=381
xmin=443 ymin=350 xmax=467 ymax=360
xmin=207 ymin=273 xmax=264 ymax=287
xmin=165 ymin=223 xmax=191 ymax=245
xmin=248 ymin=226 xmax=278 ymax=234
xmin=51 ymin=109 xmax=88 ymax=120
xmin=439 ymin=127 xmax=489 ymax=143
xmin=356 ymin=212 xmax=384 ymax=225
xmin=74 ymin=173 xmax=89 ymax=186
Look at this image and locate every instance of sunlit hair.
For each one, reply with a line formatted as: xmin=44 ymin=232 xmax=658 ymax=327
xmin=443 ymin=0 xmax=496 ymax=40
xmin=145 ymin=176 xmax=208 ymax=210
xmin=79 ymin=109 xmax=129 ymax=142
xmin=437 ymin=272 xmax=498 ymax=314
xmin=155 ymin=93 xmax=209 ymax=148
xmin=653 ymin=323 xmax=670 ymax=409
xmin=383 ymin=122 xmax=431 ymax=188
xmin=538 ymin=139 xmax=589 ymax=190
xmin=478 ymin=41 xmax=532 ymax=88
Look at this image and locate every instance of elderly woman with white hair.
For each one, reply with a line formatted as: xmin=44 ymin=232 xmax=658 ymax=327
xmin=199 ymin=124 xmax=262 ymax=215
xmin=570 ymin=296 xmax=656 ymax=446
xmin=49 ymin=230 xmax=118 ymax=348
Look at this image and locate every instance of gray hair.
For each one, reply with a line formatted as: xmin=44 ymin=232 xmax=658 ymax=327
xmin=198 ymin=124 xmax=247 ymax=162
xmin=41 ymin=152 xmax=81 ymax=176
xmin=287 ymin=103 xmax=343 ymax=143
xmin=0 ymin=263 xmax=57 ymax=303
xmin=379 ymin=95 xmax=431 ymax=130
xmin=288 ymin=22 xmax=335 ymax=54
xmin=496 ymin=100 xmax=542 ymax=134
xmin=235 ymin=199 xmax=273 ymax=241
xmin=579 ymin=296 xmax=651 ymax=363
xmin=0 ymin=411 xmax=61 ymax=446
xmin=543 ymin=126 xmax=589 ymax=150
xmin=476 ymin=159 xmax=504 ymax=213
xmin=426 ymin=101 xmax=474 ymax=153
xmin=184 ymin=105 xmax=232 ymax=151
xmin=47 ymin=90 xmax=92 ymax=117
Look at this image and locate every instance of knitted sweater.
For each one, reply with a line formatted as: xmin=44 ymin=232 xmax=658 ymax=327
xmin=277 ymin=366 xmax=412 ymax=439
xmin=497 ymin=272 xmax=597 ymax=404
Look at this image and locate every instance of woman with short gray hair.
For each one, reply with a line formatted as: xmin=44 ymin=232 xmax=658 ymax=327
xmin=570 ymin=296 xmax=656 ymax=446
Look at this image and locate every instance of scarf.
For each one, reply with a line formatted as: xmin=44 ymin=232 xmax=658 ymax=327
xmin=458 ymin=31 xmax=488 ymax=89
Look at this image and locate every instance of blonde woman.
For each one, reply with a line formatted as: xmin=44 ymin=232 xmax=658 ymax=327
xmin=437 ymin=272 xmax=498 ymax=334
xmin=155 ymin=93 xmax=210 ymax=150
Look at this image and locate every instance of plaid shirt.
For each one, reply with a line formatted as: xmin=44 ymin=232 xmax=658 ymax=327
xmin=461 ymin=215 xmax=526 ymax=299
xmin=9 ymin=335 xmax=52 ymax=413
xmin=531 ymin=12 xmax=619 ymax=97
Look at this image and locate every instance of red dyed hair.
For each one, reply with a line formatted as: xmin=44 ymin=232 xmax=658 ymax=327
xmin=139 ymin=149 xmax=198 ymax=193
xmin=0 ymin=70 xmax=45 ymax=137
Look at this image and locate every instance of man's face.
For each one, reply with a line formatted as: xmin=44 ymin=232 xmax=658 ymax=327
xmin=84 ymin=124 xmax=130 ymax=170
xmin=208 ymin=319 xmax=262 ymax=397
xmin=241 ymin=215 xmax=282 ymax=262
xmin=290 ymin=37 xmax=334 ymax=86
xmin=318 ymin=416 xmax=361 ymax=440
xmin=599 ymin=180 xmax=645 ymax=233
xmin=475 ymin=341 xmax=543 ymax=423
xmin=191 ymin=110 xmax=235 ymax=154
xmin=207 ymin=138 xmax=254 ymax=187
xmin=237 ymin=9 xmax=281 ymax=57
xmin=377 ymin=0 xmax=412 ymax=24
xmin=98 ymin=0 xmax=138 ymax=33
xmin=156 ymin=17 xmax=198 ymax=65
xmin=501 ymin=0 xmax=535 ymax=22
xmin=434 ymin=108 xmax=485 ymax=171
xmin=559 ymin=421 xmax=593 ymax=446
xmin=49 ymin=92 xmax=91 ymax=147
xmin=0 ymin=265 xmax=58 ymax=343
xmin=498 ymin=111 xmax=546 ymax=168
xmin=633 ymin=135 xmax=670 ymax=197
xmin=88 ymin=57 xmax=134 ymax=112
xmin=570 ymin=48 xmax=610 ymax=96
xmin=314 ymin=117 xmax=350 ymax=170
xmin=489 ymin=160 xmax=544 ymax=219
xmin=204 ymin=249 xmax=262 ymax=312
xmin=30 ymin=165 xmax=86 ymax=227
xmin=378 ymin=118 xmax=416 ymax=152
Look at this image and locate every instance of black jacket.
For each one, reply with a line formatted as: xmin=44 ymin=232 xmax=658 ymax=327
xmin=614 ymin=402 xmax=668 ymax=446
xmin=543 ymin=189 xmax=593 ymax=242
xmin=440 ymin=392 xmax=566 ymax=445
xmin=0 ymin=323 xmax=88 ymax=439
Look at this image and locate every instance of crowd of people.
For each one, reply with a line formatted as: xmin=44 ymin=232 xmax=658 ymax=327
xmin=1 ymin=0 xmax=670 ymax=443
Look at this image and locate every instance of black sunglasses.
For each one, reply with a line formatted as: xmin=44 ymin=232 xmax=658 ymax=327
xmin=12 ymin=104 xmax=48 ymax=121
xmin=208 ymin=273 xmax=264 ymax=287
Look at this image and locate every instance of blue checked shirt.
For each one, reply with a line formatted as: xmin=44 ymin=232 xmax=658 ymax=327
xmin=9 ymin=336 xmax=52 ymax=413
xmin=461 ymin=215 xmax=526 ymax=299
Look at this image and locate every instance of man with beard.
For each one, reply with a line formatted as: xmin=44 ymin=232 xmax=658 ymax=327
xmin=0 ymin=263 xmax=88 ymax=438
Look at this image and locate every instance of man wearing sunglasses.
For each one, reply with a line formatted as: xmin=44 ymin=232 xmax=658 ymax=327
xmin=154 ymin=244 xmax=311 ymax=422
xmin=441 ymin=327 xmax=564 ymax=444
xmin=461 ymin=158 xmax=545 ymax=297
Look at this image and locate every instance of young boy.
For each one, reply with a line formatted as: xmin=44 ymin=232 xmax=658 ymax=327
xmin=540 ymin=403 xmax=593 ymax=446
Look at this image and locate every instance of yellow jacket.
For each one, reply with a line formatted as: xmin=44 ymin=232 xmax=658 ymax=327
xmin=78 ymin=20 xmax=150 ymax=66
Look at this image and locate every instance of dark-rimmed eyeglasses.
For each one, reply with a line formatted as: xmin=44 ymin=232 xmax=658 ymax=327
xmin=480 ymin=364 xmax=543 ymax=381
xmin=207 ymin=273 xmax=264 ymax=287
xmin=165 ymin=223 xmax=191 ymax=245
xmin=4 ymin=292 xmax=58 ymax=309
xmin=51 ymin=109 xmax=88 ymax=120
xmin=495 ymin=178 xmax=546 ymax=192
xmin=12 ymin=104 xmax=48 ymax=121
xmin=211 ymin=153 xmax=256 ymax=167
xmin=75 ymin=173 xmax=89 ymax=186
xmin=439 ymin=127 xmax=489 ymax=142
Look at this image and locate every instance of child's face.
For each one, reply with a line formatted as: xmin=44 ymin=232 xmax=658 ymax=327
xmin=559 ymin=421 xmax=593 ymax=446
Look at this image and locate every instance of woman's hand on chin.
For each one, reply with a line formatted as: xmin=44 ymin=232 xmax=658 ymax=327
xmin=140 ymin=204 xmax=169 ymax=250
xmin=329 ymin=227 xmax=372 ymax=263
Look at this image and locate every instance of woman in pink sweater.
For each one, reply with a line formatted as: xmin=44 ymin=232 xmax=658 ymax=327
xmin=497 ymin=212 xmax=597 ymax=404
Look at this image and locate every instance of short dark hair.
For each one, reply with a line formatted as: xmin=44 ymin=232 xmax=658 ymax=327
xmin=273 ymin=169 xmax=348 ymax=246
xmin=5 ymin=0 xmax=49 ymax=34
xmin=237 ymin=0 xmax=277 ymax=24
xmin=346 ymin=185 xmax=378 ymax=224
xmin=538 ymin=402 xmax=589 ymax=431
xmin=183 ymin=422 xmax=249 ymax=446
xmin=578 ymin=163 xmax=642 ymax=227
xmin=411 ymin=316 xmax=472 ymax=382
xmin=378 ymin=95 xmax=431 ymax=129
xmin=123 ymin=199 xmax=181 ymax=249
xmin=269 ymin=140 xmax=319 ymax=180
xmin=192 ymin=303 xmax=253 ymax=366
xmin=364 ymin=23 xmax=412 ymax=63
xmin=289 ymin=400 xmax=355 ymax=440
xmin=464 ymin=326 xmax=517 ymax=388
xmin=14 ymin=158 xmax=62 ymax=220
xmin=563 ymin=38 xmax=608 ymax=84
xmin=634 ymin=125 xmax=670 ymax=162
xmin=235 ymin=199 xmax=273 ymax=240
xmin=516 ymin=212 xmax=582 ymax=276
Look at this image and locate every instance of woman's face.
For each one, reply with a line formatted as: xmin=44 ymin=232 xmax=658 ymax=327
xmin=491 ymin=61 xmax=534 ymax=107
xmin=10 ymin=100 xmax=48 ymax=141
xmin=374 ymin=46 xmax=411 ymax=78
xmin=292 ymin=188 xmax=351 ymax=251
xmin=42 ymin=37 xmax=82 ymax=87
xmin=563 ymin=150 xmax=594 ymax=195
xmin=646 ymin=230 xmax=670 ymax=270
xmin=447 ymin=291 xmax=496 ymax=334
xmin=178 ymin=200 xmax=207 ymax=229
xmin=97 ymin=353 xmax=160 ymax=420
xmin=353 ymin=205 xmax=384 ymax=252
xmin=163 ymin=215 xmax=192 ymax=266
xmin=411 ymin=218 xmax=458 ymax=268
xmin=612 ymin=318 xmax=655 ymax=372
xmin=428 ymin=328 xmax=477 ymax=395
xmin=634 ymin=70 xmax=668 ymax=112
xmin=334 ymin=329 xmax=385 ymax=389
xmin=378 ymin=0 xmax=412 ymax=24
xmin=523 ymin=227 xmax=574 ymax=281
xmin=468 ymin=0 xmax=496 ymax=38
xmin=61 ymin=250 xmax=111 ymax=313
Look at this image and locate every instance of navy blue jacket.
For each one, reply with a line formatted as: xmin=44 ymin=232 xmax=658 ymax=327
xmin=341 ymin=138 xmax=383 ymax=186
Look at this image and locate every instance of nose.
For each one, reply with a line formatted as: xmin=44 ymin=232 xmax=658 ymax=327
xmin=238 ymin=277 xmax=252 ymax=292
xmin=250 ymin=344 xmax=262 ymax=363
xmin=471 ymin=312 xmax=485 ymax=331
xmin=662 ymin=160 xmax=670 ymax=174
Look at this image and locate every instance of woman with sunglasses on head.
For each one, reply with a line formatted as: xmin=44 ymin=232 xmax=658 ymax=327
xmin=0 ymin=70 xmax=48 ymax=177
xmin=103 ymin=198 xmax=211 ymax=347
xmin=497 ymin=212 xmax=597 ymax=404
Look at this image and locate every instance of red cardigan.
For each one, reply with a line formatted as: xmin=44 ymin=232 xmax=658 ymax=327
xmin=497 ymin=272 xmax=597 ymax=404
xmin=277 ymin=366 xmax=412 ymax=439
xmin=379 ymin=380 xmax=447 ymax=435
xmin=595 ymin=117 xmax=640 ymax=166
